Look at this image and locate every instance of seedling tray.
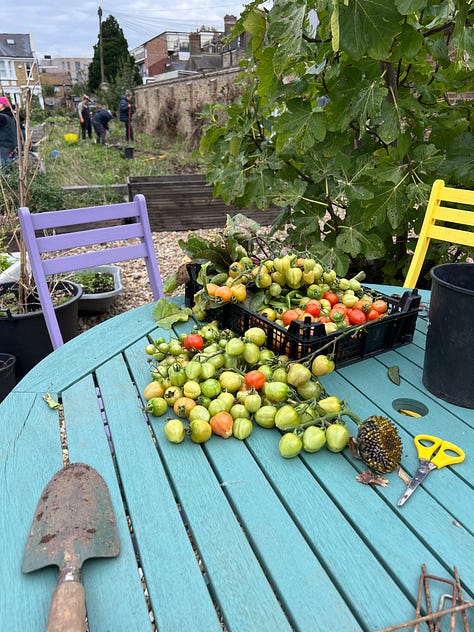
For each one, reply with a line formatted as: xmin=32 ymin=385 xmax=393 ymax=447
xmin=185 ymin=265 xmax=421 ymax=367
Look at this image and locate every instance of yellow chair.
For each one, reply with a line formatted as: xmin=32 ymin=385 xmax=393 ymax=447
xmin=403 ymin=179 xmax=474 ymax=288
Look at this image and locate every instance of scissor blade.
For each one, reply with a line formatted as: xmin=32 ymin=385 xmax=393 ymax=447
xmin=397 ymin=460 xmax=436 ymax=506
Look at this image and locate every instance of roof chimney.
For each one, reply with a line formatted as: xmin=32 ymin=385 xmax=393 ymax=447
xmin=189 ymin=31 xmax=201 ymax=56
xmin=224 ymin=15 xmax=237 ymax=37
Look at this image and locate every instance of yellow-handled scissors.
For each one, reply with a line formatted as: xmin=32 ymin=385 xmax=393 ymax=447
xmin=397 ymin=434 xmax=465 ymax=507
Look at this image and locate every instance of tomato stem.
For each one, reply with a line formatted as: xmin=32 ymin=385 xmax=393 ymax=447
xmin=290 ymin=407 xmax=363 ymax=433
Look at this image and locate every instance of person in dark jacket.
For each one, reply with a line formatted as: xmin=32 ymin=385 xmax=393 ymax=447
xmin=91 ymin=105 xmax=113 ymax=145
xmin=77 ymin=94 xmax=93 ymax=140
xmin=119 ymin=90 xmax=135 ymax=142
xmin=0 ymin=96 xmax=17 ymax=165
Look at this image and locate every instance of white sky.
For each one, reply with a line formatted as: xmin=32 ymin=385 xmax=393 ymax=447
xmin=3 ymin=1 xmax=248 ymax=60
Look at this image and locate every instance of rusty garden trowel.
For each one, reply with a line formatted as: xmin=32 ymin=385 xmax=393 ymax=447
xmin=22 ymin=462 xmax=120 ymax=632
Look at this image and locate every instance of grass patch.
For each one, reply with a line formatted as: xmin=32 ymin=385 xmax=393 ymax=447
xmin=37 ymin=114 xmax=203 ymax=191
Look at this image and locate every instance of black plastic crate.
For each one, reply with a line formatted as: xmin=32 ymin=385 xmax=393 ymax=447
xmin=185 ymin=264 xmax=421 ymax=366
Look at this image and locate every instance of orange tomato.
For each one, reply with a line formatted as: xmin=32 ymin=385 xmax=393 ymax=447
xmin=354 ymin=299 xmax=373 ymax=313
xmin=215 ymin=285 xmax=233 ymax=302
xmin=282 ymin=309 xmax=300 ymax=326
xmin=210 ymin=411 xmax=234 ymax=439
xmin=206 ymin=282 xmax=219 ymax=296
xmin=372 ymin=299 xmax=388 ymax=314
xmin=366 ymin=308 xmax=380 ymax=321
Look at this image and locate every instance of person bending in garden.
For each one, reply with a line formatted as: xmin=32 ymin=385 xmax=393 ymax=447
xmin=91 ymin=105 xmax=113 ymax=146
xmin=119 ymin=90 xmax=135 ymax=142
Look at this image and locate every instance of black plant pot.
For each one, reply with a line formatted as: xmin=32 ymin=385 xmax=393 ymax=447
xmin=0 ymin=353 xmax=16 ymax=403
xmin=0 ymin=280 xmax=83 ymax=381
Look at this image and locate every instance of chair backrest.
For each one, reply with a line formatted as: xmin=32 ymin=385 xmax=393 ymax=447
xmin=403 ymin=179 xmax=474 ymax=288
xmin=18 ymin=193 xmax=164 ymax=349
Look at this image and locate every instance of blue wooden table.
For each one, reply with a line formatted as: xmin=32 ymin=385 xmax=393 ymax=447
xmin=1 ymin=286 xmax=473 ymax=631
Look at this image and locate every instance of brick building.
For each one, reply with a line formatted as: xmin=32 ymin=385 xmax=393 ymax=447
xmin=0 ymin=33 xmax=43 ymax=107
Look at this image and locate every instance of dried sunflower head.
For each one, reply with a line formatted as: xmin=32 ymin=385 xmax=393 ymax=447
xmin=354 ymin=416 xmax=403 ymax=474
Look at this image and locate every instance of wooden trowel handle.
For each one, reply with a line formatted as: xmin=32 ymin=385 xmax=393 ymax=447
xmin=46 ymin=580 xmax=86 ymax=632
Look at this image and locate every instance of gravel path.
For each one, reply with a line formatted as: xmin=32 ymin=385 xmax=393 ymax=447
xmin=78 ymin=228 xmax=214 ymax=332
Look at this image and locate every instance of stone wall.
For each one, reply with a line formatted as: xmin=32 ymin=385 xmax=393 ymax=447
xmin=133 ymin=68 xmax=242 ymax=142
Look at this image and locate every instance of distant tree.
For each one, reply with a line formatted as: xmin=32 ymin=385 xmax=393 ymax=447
xmin=88 ymin=15 xmax=141 ymax=93
xmin=108 ymin=59 xmax=141 ymax=113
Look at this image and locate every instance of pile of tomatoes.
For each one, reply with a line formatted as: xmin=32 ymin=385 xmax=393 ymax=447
xmin=143 ymin=322 xmax=359 ymax=458
xmin=196 ymin=253 xmax=389 ymax=335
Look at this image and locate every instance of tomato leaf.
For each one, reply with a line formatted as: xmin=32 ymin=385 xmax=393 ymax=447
xmin=152 ymin=298 xmax=192 ymax=329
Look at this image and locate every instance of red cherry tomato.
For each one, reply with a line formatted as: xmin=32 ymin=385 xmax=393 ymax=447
xmin=183 ymin=333 xmax=204 ymax=351
xmin=304 ymin=300 xmax=321 ymax=317
xmin=348 ymin=308 xmax=367 ymax=325
xmin=366 ymin=308 xmax=380 ymax=321
xmin=323 ymin=291 xmax=339 ymax=307
xmin=244 ymin=369 xmax=266 ymax=390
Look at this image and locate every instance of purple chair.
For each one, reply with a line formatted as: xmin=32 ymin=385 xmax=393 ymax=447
xmin=18 ymin=194 xmax=165 ymax=349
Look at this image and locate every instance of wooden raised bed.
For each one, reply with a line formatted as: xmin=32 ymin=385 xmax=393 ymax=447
xmin=126 ymin=174 xmax=281 ymax=231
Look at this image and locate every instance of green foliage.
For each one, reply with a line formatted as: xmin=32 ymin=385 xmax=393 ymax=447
xmin=88 ymin=15 xmax=141 ymax=93
xmin=0 ymin=166 xmax=65 ymax=216
xmin=107 ymin=59 xmax=140 ymax=113
xmin=198 ymin=0 xmax=474 ymax=284
xmin=71 ymin=271 xmax=115 ymax=293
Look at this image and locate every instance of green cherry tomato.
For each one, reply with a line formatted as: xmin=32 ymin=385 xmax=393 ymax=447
xmin=258 ymin=348 xmax=275 ymax=363
xmin=208 ymin=398 xmax=229 ymax=416
xmin=244 ymin=392 xmax=262 ymax=413
xmin=145 ymin=397 xmax=167 ymax=417
xmin=242 ymin=342 xmax=261 ymax=365
xmin=279 ymin=433 xmax=303 ymax=458
xmin=185 ymin=360 xmax=203 ymax=380
xmin=206 ymin=352 xmax=225 ymax=369
xmin=302 ymin=426 xmax=326 ymax=453
xmin=217 ymin=391 xmax=236 ymax=411
xmin=182 ymin=380 xmax=202 ymax=400
xmin=272 ymin=367 xmax=288 ymax=384
xmin=287 ymin=363 xmax=312 ymax=387
xmin=311 ymin=355 xmax=335 ymax=377
xmin=200 ymin=378 xmax=222 ymax=399
xmin=297 ymin=380 xmax=322 ymax=400
xmin=200 ymin=361 xmax=216 ymax=379
xmin=232 ymin=417 xmax=253 ymax=440
xmin=168 ymin=363 xmax=186 ymax=387
xmin=219 ymin=371 xmax=244 ymax=393
xmin=318 ymin=396 xmax=341 ymax=414
xmin=264 ymin=381 xmax=289 ymax=403
xmin=275 ymin=404 xmax=300 ymax=430
xmin=254 ymin=405 xmax=278 ymax=428
xmin=169 ymin=341 xmax=183 ymax=356
xmin=325 ymin=423 xmax=349 ymax=452
xmin=296 ymin=403 xmax=319 ymax=424
xmin=163 ymin=386 xmax=183 ymax=406
xmin=164 ymin=418 xmax=185 ymax=443
xmin=225 ymin=338 xmax=246 ymax=357
xmin=188 ymin=405 xmax=211 ymax=423
xmin=229 ymin=403 xmax=251 ymax=420
xmin=257 ymin=364 xmax=274 ymax=380
xmin=190 ymin=419 xmax=212 ymax=444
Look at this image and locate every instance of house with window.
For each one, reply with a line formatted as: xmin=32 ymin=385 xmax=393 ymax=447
xmin=39 ymin=71 xmax=74 ymax=109
xmin=0 ymin=33 xmax=43 ymax=107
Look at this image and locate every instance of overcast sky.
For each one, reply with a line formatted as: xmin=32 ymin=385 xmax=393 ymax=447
xmin=3 ymin=1 xmax=248 ymax=60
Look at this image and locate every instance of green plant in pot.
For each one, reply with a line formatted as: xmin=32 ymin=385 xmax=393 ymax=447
xmin=0 ymin=88 xmax=83 ymax=380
